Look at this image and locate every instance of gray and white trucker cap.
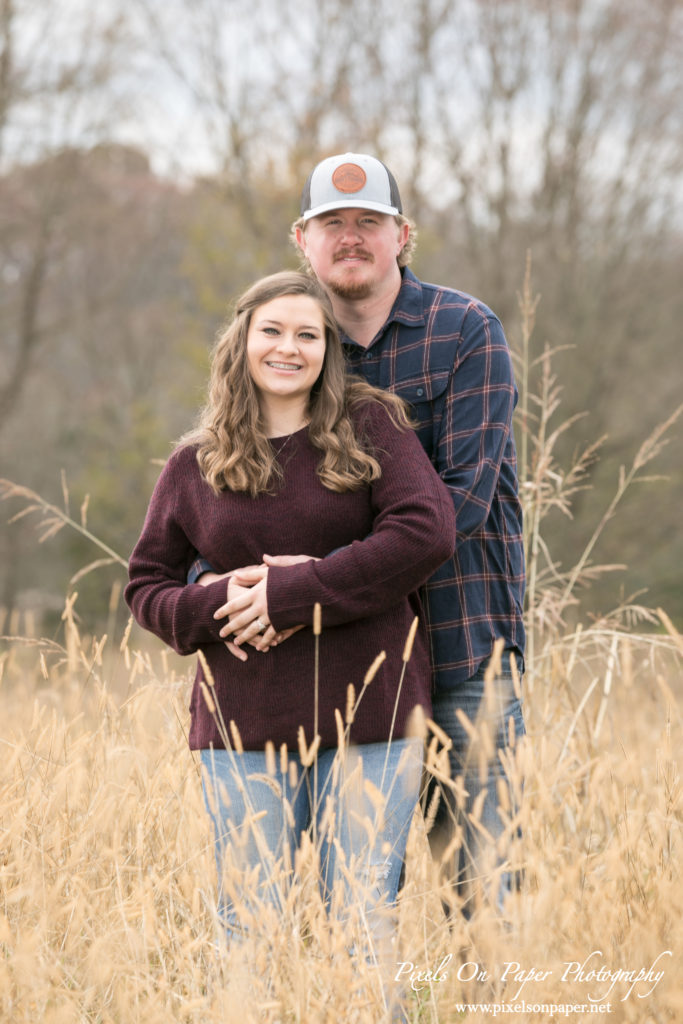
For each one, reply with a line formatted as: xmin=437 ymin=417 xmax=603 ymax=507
xmin=300 ymin=153 xmax=402 ymax=221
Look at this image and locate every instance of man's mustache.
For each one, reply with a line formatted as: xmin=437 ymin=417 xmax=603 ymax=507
xmin=333 ymin=249 xmax=374 ymax=262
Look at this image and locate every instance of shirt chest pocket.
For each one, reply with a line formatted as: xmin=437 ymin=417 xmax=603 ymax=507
xmin=392 ymin=369 xmax=450 ymax=412
xmin=392 ymin=369 xmax=451 ymax=459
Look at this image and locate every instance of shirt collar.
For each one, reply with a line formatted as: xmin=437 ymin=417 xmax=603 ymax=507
xmin=340 ymin=267 xmax=426 ymax=349
xmin=388 ymin=267 xmax=426 ymax=327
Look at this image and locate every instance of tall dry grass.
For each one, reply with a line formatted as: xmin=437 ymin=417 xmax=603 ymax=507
xmin=1 ymin=264 xmax=681 ymax=1022
xmin=1 ymin=591 xmax=680 ymax=1022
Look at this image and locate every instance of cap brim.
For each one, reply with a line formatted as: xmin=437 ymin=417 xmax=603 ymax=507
xmin=302 ymin=199 xmax=400 ymax=221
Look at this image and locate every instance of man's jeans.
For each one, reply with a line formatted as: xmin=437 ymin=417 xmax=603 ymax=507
xmin=426 ymin=652 xmax=525 ymax=918
xmin=201 ymin=738 xmax=422 ymax=943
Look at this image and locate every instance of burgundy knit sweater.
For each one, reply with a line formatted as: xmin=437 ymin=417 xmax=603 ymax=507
xmin=125 ymin=402 xmax=455 ymax=750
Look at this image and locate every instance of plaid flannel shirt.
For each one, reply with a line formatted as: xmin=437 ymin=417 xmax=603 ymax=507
xmin=189 ymin=267 xmax=525 ymax=690
xmin=342 ymin=268 xmax=525 ymax=690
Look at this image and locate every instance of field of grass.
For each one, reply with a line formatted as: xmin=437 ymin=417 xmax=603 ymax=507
xmin=0 ymin=590 xmax=680 ymax=1023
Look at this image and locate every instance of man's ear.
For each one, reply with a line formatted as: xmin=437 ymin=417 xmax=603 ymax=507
xmin=294 ymin=225 xmax=306 ymax=253
xmin=397 ymin=220 xmax=410 ymax=255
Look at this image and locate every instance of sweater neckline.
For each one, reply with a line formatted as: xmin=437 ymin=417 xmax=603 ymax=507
xmin=267 ymin=424 xmax=309 ymax=444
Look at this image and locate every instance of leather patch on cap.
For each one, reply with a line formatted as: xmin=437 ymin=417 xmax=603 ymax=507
xmin=332 ymin=163 xmax=367 ymax=194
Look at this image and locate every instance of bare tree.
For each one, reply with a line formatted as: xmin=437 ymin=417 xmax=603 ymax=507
xmin=0 ymin=0 xmax=136 ymax=432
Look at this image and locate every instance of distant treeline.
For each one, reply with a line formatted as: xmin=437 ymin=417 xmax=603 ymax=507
xmin=1 ymin=0 xmax=681 ymax=629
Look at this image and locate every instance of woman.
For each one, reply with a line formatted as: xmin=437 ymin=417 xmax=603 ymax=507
xmin=125 ymin=271 xmax=454 ymax=945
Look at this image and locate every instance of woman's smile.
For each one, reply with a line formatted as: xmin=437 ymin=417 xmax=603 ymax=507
xmin=265 ymin=360 xmax=303 ymax=371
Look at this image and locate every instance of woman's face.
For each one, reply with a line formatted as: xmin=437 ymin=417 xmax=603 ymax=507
xmin=246 ymin=293 xmax=326 ymax=410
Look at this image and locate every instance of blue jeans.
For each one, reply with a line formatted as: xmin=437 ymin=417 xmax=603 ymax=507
xmin=201 ymin=738 xmax=422 ymax=943
xmin=427 ymin=652 xmax=525 ymax=917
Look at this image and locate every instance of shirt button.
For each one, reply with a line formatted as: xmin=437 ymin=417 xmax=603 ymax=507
xmin=416 ymin=388 xmax=424 ymax=396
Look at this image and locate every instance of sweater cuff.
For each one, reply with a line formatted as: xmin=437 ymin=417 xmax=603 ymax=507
xmin=172 ymin=577 xmax=231 ymax=649
xmin=266 ymin=563 xmax=317 ymax=631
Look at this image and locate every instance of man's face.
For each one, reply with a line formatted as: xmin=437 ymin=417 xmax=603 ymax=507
xmin=296 ymin=209 xmax=409 ymax=301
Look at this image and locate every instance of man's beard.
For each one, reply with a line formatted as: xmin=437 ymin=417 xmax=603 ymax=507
xmin=325 ymin=259 xmax=375 ymax=300
xmin=326 ymin=277 xmax=373 ymax=300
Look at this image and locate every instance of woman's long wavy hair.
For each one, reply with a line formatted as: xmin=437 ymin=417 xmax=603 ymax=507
xmin=180 ymin=271 xmax=410 ymax=496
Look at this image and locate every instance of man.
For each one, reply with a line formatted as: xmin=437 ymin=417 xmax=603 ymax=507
xmin=191 ymin=153 xmax=526 ymax=917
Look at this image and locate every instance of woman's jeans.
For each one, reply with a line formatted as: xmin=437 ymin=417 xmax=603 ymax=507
xmin=426 ymin=653 xmax=525 ymax=918
xmin=200 ymin=738 xmax=422 ymax=944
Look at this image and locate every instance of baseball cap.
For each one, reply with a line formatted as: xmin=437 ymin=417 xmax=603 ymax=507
xmin=300 ymin=153 xmax=402 ymax=221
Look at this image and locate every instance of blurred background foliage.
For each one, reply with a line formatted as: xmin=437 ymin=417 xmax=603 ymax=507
xmin=1 ymin=0 xmax=681 ymax=633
